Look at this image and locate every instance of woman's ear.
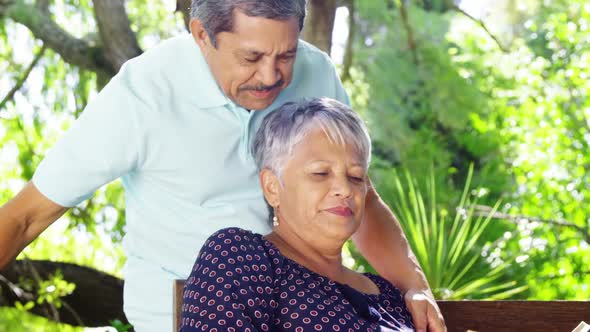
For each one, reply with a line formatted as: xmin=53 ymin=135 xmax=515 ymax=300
xmin=260 ymin=169 xmax=280 ymax=208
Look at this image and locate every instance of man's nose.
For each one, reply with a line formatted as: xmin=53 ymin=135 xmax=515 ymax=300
xmin=257 ymin=59 xmax=280 ymax=87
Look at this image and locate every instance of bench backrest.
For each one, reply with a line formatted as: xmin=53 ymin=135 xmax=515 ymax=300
xmin=173 ymin=279 xmax=590 ymax=332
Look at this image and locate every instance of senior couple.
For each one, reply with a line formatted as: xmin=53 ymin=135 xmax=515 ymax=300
xmin=181 ymin=97 xmax=416 ymax=332
xmin=0 ymin=0 xmax=445 ymax=331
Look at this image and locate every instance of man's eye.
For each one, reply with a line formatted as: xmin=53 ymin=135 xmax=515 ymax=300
xmin=279 ymin=55 xmax=295 ymax=62
xmin=245 ymin=58 xmax=258 ymax=63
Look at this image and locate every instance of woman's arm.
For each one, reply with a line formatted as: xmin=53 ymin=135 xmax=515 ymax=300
xmin=180 ymin=228 xmax=274 ymax=332
xmin=352 ymin=181 xmax=446 ymax=332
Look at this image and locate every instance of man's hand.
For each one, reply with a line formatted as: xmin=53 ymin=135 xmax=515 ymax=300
xmin=404 ymin=289 xmax=446 ymax=332
xmin=354 ymin=180 xmax=446 ymax=331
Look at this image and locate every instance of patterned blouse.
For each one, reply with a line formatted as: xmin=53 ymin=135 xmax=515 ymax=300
xmin=180 ymin=227 xmax=414 ymax=332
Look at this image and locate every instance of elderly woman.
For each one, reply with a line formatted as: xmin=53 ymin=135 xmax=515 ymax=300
xmin=180 ymin=98 xmax=414 ymax=332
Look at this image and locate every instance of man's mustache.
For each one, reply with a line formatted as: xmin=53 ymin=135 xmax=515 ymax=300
xmin=239 ymin=79 xmax=284 ymax=92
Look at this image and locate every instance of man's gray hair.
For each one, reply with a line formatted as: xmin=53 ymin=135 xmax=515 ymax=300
xmin=191 ymin=0 xmax=307 ymax=47
xmin=252 ymin=97 xmax=372 ymax=178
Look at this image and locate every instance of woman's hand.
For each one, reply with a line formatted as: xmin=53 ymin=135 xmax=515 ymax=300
xmin=404 ymin=289 xmax=446 ymax=332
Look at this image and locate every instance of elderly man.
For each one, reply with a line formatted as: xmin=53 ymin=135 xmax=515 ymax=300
xmin=0 ymin=0 xmax=445 ymax=331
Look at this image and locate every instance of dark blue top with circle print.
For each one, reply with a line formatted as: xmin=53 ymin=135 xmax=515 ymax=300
xmin=180 ymin=227 xmax=414 ymax=332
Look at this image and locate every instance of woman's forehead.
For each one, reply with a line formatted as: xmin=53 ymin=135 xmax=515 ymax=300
xmin=290 ymin=133 xmax=366 ymax=166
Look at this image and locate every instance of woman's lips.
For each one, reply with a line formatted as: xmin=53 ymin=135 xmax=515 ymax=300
xmin=325 ymin=206 xmax=353 ymax=217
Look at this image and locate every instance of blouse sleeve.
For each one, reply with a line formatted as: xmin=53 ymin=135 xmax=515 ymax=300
xmin=180 ymin=228 xmax=276 ymax=332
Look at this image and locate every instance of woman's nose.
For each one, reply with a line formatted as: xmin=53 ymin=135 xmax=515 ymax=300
xmin=332 ymin=175 xmax=352 ymax=198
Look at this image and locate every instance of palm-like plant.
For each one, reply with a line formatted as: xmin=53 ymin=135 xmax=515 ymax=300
xmin=369 ymin=166 xmax=527 ymax=300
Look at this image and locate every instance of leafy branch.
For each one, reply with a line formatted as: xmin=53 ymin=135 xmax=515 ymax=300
xmin=0 ymin=44 xmax=46 ymax=112
xmin=397 ymin=0 xmax=419 ymax=65
xmin=449 ymin=3 xmax=510 ymax=52
xmin=474 ymin=205 xmax=590 ymax=244
xmin=537 ymin=270 xmax=590 ymax=280
xmin=1 ymin=258 xmax=83 ymax=325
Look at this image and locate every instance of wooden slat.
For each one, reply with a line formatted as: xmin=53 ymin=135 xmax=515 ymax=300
xmin=438 ymin=300 xmax=590 ymax=332
xmin=173 ymin=279 xmax=590 ymax=332
xmin=174 ymin=279 xmax=185 ymax=332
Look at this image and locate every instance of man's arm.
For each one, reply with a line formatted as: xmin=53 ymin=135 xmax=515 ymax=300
xmin=353 ymin=182 xmax=427 ymax=291
xmin=0 ymin=182 xmax=68 ymax=270
xmin=353 ymin=180 xmax=445 ymax=332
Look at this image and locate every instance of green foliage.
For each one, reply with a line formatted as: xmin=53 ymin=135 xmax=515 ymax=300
xmin=0 ymin=270 xmax=80 ymax=330
xmin=351 ymin=1 xmax=511 ymax=204
xmin=0 ymin=1 xmax=171 ymax=330
xmin=127 ymin=0 xmax=186 ymax=47
xmin=346 ymin=0 xmax=590 ymax=299
xmin=0 ymin=308 xmax=84 ymax=332
xmin=34 ymin=270 xmax=77 ymax=309
xmin=109 ymin=319 xmax=133 ymax=332
xmin=444 ymin=0 xmax=590 ymax=299
xmin=382 ymin=166 xmax=526 ymax=299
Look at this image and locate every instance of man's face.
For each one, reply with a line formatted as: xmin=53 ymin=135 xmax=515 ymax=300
xmin=191 ymin=11 xmax=300 ymax=110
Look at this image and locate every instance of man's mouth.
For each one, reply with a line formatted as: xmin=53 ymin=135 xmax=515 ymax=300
xmin=241 ymin=79 xmax=284 ymax=99
xmin=249 ymin=88 xmax=276 ymax=99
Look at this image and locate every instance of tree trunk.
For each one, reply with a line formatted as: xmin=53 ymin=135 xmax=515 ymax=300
xmin=302 ymin=0 xmax=338 ymax=54
xmin=176 ymin=0 xmax=192 ymax=31
xmin=92 ymin=0 xmax=142 ymax=73
xmin=340 ymin=0 xmax=355 ymax=82
xmin=0 ymin=260 xmax=128 ymax=328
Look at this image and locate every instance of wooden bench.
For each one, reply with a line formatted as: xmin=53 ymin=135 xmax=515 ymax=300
xmin=173 ymin=279 xmax=590 ymax=331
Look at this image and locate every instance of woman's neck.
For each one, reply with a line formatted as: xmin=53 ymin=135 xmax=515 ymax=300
xmin=265 ymin=230 xmax=348 ymax=282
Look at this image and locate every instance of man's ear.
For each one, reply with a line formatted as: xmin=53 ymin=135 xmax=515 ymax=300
xmin=260 ymin=169 xmax=280 ymax=208
xmin=190 ymin=18 xmax=211 ymax=50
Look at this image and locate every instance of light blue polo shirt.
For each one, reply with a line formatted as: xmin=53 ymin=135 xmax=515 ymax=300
xmin=32 ymin=33 xmax=349 ymax=332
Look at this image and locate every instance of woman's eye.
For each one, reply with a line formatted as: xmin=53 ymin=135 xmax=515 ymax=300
xmin=312 ymin=172 xmax=328 ymax=177
xmin=348 ymin=176 xmax=364 ymax=183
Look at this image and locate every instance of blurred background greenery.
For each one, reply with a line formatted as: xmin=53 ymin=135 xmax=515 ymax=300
xmin=1 ymin=0 xmax=588 ymax=331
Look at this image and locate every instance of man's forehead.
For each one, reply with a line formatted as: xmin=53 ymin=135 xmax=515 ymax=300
xmin=236 ymin=45 xmax=298 ymax=56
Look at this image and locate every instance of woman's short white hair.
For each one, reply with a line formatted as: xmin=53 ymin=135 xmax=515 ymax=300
xmin=252 ymin=97 xmax=372 ymax=177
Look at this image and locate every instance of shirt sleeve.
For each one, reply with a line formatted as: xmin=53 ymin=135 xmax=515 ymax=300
xmin=180 ymin=228 xmax=276 ymax=332
xmin=32 ymin=63 xmax=146 ymax=207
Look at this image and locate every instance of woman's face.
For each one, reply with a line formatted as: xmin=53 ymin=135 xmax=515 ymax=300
xmin=265 ymin=128 xmax=368 ymax=246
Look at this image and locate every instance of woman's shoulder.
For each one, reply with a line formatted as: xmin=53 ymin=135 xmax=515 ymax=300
xmin=197 ymin=227 xmax=282 ymax=268
xmin=206 ymin=227 xmax=264 ymax=243
xmin=201 ymin=227 xmax=261 ymax=253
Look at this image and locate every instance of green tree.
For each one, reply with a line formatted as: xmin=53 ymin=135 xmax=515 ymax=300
xmin=343 ymin=0 xmax=589 ymax=299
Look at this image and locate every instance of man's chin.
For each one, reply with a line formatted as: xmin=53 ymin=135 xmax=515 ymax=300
xmin=236 ymin=95 xmax=278 ymax=111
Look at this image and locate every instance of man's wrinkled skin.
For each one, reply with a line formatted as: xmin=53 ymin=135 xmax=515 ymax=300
xmin=405 ymin=289 xmax=446 ymax=332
